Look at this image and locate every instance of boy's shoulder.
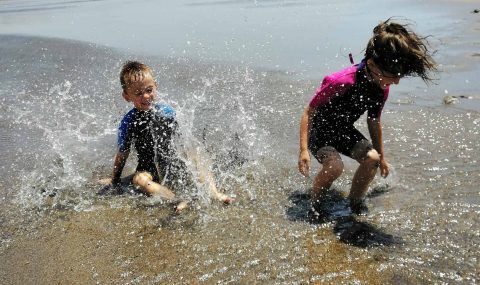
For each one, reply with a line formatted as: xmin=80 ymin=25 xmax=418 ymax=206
xmin=120 ymin=108 xmax=137 ymax=125
xmin=153 ymin=103 xmax=176 ymax=119
xmin=120 ymin=103 xmax=176 ymax=126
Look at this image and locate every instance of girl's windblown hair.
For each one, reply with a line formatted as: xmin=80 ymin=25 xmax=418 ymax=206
xmin=365 ymin=18 xmax=437 ymax=82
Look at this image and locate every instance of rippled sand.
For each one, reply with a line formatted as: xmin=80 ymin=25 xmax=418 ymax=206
xmin=1 ymin=0 xmax=479 ymax=284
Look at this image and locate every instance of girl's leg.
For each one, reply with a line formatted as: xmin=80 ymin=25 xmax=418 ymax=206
xmin=348 ymin=142 xmax=380 ymax=203
xmin=311 ymin=146 xmax=344 ymax=206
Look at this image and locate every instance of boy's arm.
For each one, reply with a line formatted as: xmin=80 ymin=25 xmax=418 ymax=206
xmin=367 ymin=117 xmax=389 ymax=177
xmin=112 ymin=150 xmax=129 ymax=184
xmin=298 ymin=105 xmax=313 ymax=177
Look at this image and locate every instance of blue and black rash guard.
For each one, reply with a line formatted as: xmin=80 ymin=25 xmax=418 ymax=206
xmin=117 ymin=103 xmax=177 ymax=179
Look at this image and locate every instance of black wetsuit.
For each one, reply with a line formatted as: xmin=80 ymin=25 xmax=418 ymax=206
xmin=117 ymin=103 xmax=191 ymax=189
xmin=308 ymin=60 xmax=389 ymax=158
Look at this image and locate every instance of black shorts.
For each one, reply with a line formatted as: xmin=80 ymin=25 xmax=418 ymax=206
xmin=308 ymin=125 xmax=368 ymax=161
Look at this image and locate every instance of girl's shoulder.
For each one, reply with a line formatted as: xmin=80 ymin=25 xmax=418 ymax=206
xmin=322 ymin=64 xmax=358 ymax=88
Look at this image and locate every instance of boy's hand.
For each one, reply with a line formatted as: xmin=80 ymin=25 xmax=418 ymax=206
xmin=298 ymin=150 xmax=310 ymax=177
xmin=98 ymin=178 xmax=113 ymax=185
xmin=98 ymin=177 xmax=122 ymax=186
xmin=379 ymin=158 xmax=389 ymax=178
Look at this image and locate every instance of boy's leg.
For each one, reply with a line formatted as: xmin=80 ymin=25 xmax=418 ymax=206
xmin=189 ymin=152 xmax=233 ymax=204
xmin=311 ymin=146 xmax=344 ymax=206
xmin=201 ymin=168 xmax=233 ymax=204
xmin=132 ymin=171 xmax=175 ymax=200
xmin=348 ymin=140 xmax=380 ymax=204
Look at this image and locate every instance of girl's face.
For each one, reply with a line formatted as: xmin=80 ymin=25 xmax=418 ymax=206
xmin=122 ymin=74 xmax=157 ymax=111
xmin=367 ymin=59 xmax=401 ymax=90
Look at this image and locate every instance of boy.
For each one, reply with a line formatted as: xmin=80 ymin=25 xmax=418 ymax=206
xmin=298 ymin=19 xmax=436 ymax=215
xmin=108 ymin=61 xmax=232 ymax=212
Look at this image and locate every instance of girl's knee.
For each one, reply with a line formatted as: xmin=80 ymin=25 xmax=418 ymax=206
xmin=317 ymin=146 xmax=344 ymax=179
xmin=321 ymin=158 xmax=344 ymax=179
xmin=352 ymin=140 xmax=380 ymax=168
xmin=364 ymin=149 xmax=380 ymax=168
xmin=323 ymin=161 xmax=344 ymax=179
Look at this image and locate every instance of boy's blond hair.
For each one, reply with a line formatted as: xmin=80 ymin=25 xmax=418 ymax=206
xmin=120 ymin=61 xmax=155 ymax=91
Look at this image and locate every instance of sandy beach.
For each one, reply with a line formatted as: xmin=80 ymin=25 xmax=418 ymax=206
xmin=0 ymin=0 xmax=479 ymax=284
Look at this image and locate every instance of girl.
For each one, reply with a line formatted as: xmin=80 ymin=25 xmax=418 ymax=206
xmin=298 ymin=19 xmax=436 ymax=216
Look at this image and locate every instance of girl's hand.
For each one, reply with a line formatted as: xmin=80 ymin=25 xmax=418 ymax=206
xmin=298 ymin=150 xmax=311 ymax=177
xmin=379 ymin=158 xmax=389 ymax=178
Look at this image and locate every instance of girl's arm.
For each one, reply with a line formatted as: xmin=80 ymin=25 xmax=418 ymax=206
xmin=298 ymin=105 xmax=313 ymax=176
xmin=112 ymin=150 xmax=129 ymax=184
xmin=367 ymin=117 xmax=389 ymax=177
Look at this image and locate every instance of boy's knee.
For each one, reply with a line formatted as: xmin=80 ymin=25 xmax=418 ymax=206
xmin=133 ymin=171 xmax=153 ymax=186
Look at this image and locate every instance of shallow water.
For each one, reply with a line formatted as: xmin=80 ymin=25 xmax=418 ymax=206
xmin=1 ymin=0 xmax=479 ymax=284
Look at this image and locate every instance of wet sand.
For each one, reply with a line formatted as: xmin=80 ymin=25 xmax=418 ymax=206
xmin=1 ymin=0 xmax=479 ymax=284
xmin=1 ymin=106 xmax=478 ymax=284
xmin=0 ymin=192 xmax=397 ymax=284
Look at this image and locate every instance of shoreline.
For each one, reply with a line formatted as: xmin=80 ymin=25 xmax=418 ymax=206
xmin=1 ymin=1 xmax=479 ymax=284
xmin=0 ymin=0 xmax=478 ymax=78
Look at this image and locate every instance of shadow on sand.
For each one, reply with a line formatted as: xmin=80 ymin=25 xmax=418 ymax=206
xmin=286 ymin=188 xmax=402 ymax=248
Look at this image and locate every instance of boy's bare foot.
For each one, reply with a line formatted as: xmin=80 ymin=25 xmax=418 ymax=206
xmin=175 ymin=201 xmax=189 ymax=213
xmin=216 ymin=193 xmax=234 ymax=205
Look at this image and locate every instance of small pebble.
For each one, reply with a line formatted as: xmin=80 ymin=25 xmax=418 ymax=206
xmin=443 ymin=96 xmax=458 ymax=105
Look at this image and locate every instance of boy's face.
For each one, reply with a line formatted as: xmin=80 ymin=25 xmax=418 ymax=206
xmin=122 ymin=74 xmax=157 ymax=111
xmin=367 ymin=59 xmax=401 ymax=90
